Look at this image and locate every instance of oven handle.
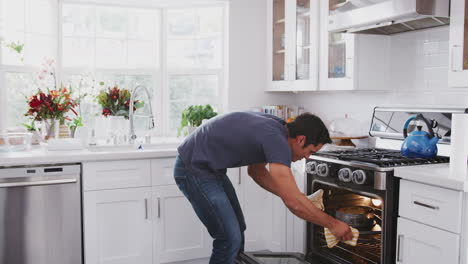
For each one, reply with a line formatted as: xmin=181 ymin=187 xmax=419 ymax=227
xmin=397 ymin=234 xmax=404 ymax=262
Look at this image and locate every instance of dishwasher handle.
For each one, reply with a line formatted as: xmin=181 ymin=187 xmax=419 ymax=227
xmin=0 ymin=178 xmax=78 ymax=188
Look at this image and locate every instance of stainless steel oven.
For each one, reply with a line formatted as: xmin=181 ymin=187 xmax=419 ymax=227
xmin=305 ymin=168 xmax=397 ymax=264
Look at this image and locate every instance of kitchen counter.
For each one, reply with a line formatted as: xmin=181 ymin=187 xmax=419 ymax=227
xmin=0 ymin=146 xmax=178 ymax=167
xmin=394 ymin=163 xmax=468 ymax=192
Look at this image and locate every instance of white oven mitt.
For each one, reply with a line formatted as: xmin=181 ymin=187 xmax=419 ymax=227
xmin=307 ymin=189 xmax=360 ymax=248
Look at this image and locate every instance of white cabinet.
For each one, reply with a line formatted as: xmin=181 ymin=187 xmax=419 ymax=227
xmin=238 ymin=167 xmax=271 ymax=251
xmin=83 ymin=187 xmax=153 ymax=264
xmin=153 ymin=185 xmax=211 ymax=263
xmin=318 ymin=0 xmax=389 ymax=91
xmin=396 ymin=217 xmax=460 ymax=264
xmin=397 ymin=179 xmax=463 ymax=264
xmin=448 ymin=0 xmax=468 ymax=87
xmin=266 ymin=0 xmax=320 ymax=91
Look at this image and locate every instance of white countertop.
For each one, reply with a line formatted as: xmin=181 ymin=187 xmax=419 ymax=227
xmin=394 ymin=163 xmax=468 ymax=192
xmin=0 ymin=146 xmax=178 ymax=167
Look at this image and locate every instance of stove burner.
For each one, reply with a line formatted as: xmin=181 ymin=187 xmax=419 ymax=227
xmin=313 ymin=148 xmax=449 ymax=168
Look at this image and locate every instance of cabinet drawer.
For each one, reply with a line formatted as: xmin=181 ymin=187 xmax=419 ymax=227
xmin=151 ymin=158 xmax=177 ymax=186
xmin=83 ymin=160 xmax=151 ymax=191
xmin=396 ymin=217 xmax=459 ymax=264
xmin=399 ymin=180 xmax=463 ymax=233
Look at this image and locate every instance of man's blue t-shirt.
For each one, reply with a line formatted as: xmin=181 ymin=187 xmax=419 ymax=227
xmin=177 ymin=111 xmax=292 ymax=177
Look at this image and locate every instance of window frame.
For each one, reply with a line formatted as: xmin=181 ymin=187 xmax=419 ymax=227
xmin=0 ymin=0 xmax=229 ymax=136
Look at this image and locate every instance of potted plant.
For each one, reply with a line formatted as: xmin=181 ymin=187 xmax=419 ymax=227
xmin=69 ymin=116 xmax=83 ymax=138
xmin=178 ymin=104 xmax=218 ymax=136
xmin=22 ymin=119 xmax=42 ymax=145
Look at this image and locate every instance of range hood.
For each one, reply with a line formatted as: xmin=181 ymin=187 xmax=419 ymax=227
xmin=328 ymin=0 xmax=450 ymax=35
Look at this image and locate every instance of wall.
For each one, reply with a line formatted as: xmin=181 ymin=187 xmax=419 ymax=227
xmin=296 ymin=26 xmax=468 ymax=130
xmin=227 ymin=0 xmax=296 ymax=112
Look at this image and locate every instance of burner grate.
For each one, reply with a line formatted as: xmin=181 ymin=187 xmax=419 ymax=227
xmin=313 ymin=148 xmax=449 ymax=168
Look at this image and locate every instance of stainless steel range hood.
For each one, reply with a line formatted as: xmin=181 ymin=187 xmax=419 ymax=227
xmin=328 ymin=0 xmax=450 ymax=35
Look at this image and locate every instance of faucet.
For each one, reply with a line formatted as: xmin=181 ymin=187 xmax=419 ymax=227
xmin=129 ymin=85 xmax=155 ymax=144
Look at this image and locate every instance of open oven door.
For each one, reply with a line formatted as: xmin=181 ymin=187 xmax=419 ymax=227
xmin=237 ymin=251 xmax=325 ymax=264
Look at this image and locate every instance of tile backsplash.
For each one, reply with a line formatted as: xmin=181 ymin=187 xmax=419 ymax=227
xmin=297 ymin=26 xmax=468 ymax=131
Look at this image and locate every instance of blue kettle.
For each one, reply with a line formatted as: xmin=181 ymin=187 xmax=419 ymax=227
xmin=401 ymin=114 xmax=439 ymax=158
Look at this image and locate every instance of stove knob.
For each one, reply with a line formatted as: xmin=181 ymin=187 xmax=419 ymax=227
xmin=306 ymin=161 xmax=317 ymax=174
xmin=338 ymin=168 xmax=353 ymax=182
xmin=316 ymin=164 xmax=329 ymax=177
xmin=352 ymin=170 xmax=367 ymax=184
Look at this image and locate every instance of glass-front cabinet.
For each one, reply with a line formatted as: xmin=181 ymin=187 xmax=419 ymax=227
xmin=319 ymin=0 xmax=356 ymax=90
xmin=449 ymin=0 xmax=468 ymax=87
xmin=267 ymin=0 xmax=319 ymax=91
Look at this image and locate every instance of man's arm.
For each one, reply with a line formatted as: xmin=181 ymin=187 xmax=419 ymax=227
xmin=247 ymin=163 xmax=278 ymax=195
xmin=248 ymin=162 xmax=353 ymax=241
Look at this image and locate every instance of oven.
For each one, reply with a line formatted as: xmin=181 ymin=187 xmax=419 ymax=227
xmin=305 ymin=170 xmax=398 ymax=264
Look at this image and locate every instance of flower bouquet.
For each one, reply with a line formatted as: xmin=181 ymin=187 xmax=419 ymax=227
xmin=96 ymin=85 xmax=144 ymax=119
xmin=25 ymin=86 xmax=79 ymax=140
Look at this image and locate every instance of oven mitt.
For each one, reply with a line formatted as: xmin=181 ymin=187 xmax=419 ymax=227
xmin=307 ymin=189 xmax=360 ymax=248
xmin=324 ymin=227 xmax=359 ymax=248
xmin=307 ymin=189 xmax=325 ymax=211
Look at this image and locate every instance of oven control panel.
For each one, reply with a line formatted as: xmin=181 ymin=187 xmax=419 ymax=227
xmin=306 ymin=161 xmax=374 ymax=187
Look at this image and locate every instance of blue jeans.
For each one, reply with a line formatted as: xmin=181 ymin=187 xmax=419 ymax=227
xmin=173 ymin=156 xmax=246 ymax=264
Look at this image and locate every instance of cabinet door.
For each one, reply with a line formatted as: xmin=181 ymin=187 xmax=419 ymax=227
xmin=239 ymin=166 xmax=270 ymax=251
xmin=396 ymin=217 xmax=460 ymax=264
xmin=153 ymin=185 xmax=211 ymax=263
xmin=266 ymin=0 xmax=319 ymax=91
xmin=83 ymin=188 xmax=152 ymax=264
xmin=449 ymin=0 xmax=468 ymax=87
xmin=319 ymin=0 xmax=356 ymax=91
xmin=268 ymin=194 xmax=288 ymax=251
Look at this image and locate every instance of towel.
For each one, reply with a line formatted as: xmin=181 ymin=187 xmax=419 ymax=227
xmin=307 ymin=189 xmax=360 ymax=248
xmin=324 ymin=226 xmax=360 ymax=248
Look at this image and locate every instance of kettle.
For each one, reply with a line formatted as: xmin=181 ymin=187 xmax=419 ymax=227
xmin=401 ymin=114 xmax=439 ymax=158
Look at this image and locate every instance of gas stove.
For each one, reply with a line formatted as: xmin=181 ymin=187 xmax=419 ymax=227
xmin=313 ymin=148 xmax=449 ymax=168
xmin=307 ymin=148 xmax=450 ymax=191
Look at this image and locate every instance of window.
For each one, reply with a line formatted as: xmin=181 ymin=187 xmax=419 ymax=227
xmin=0 ymin=0 xmax=58 ymax=128
xmin=0 ymin=0 xmax=227 ymax=137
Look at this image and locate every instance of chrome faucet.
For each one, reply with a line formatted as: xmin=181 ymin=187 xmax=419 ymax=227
xmin=129 ymin=85 xmax=155 ymax=144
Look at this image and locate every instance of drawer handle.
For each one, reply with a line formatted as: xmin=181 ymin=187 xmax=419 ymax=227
xmin=414 ymin=200 xmax=439 ymax=210
xmin=157 ymin=198 xmax=161 ymax=218
xmin=144 ymin=199 xmax=148 ymax=219
xmin=397 ymin=234 xmax=404 ymax=262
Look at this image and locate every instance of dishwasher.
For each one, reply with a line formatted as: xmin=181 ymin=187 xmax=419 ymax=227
xmin=0 ymin=164 xmax=82 ymax=264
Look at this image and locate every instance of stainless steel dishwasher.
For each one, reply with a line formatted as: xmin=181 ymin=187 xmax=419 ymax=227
xmin=0 ymin=164 xmax=82 ymax=264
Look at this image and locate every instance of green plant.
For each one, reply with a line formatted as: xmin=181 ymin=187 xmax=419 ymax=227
xmin=69 ymin=116 xmax=83 ymax=133
xmin=178 ymin=104 xmax=217 ymax=136
xmin=4 ymin=41 xmax=24 ymax=62
xmin=22 ymin=119 xmax=37 ymax=131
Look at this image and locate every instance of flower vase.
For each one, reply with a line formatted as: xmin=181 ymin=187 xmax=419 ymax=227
xmin=107 ymin=116 xmax=128 ymax=144
xmin=59 ymin=124 xmax=71 ymax=138
xmin=42 ymin=119 xmax=60 ymax=141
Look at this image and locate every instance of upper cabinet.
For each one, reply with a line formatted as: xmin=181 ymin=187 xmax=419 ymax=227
xmin=266 ymin=0 xmax=320 ymax=92
xmin=319 ymin=0 xmax=390 ymax=91
xmin=449 ymin=0 xmax=468 ymax=88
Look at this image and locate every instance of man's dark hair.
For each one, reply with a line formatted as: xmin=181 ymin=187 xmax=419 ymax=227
xmin=286 ymin=112 xmax=332 ymax=147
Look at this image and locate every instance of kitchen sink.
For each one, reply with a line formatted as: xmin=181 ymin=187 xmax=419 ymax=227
xmin=86 ymin=138 xmax=182 ymax=152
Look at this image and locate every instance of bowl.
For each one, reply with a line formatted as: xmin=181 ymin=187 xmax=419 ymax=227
xmin=0 ymin=133 xmax=32 ymax=152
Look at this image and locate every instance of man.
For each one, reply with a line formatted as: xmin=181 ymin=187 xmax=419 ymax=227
xmin=174 ymin=111 xmax=352 ymax=264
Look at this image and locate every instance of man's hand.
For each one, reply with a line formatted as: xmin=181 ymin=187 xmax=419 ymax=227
xmin=328 ymin=219 xmax=353 ymax=241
